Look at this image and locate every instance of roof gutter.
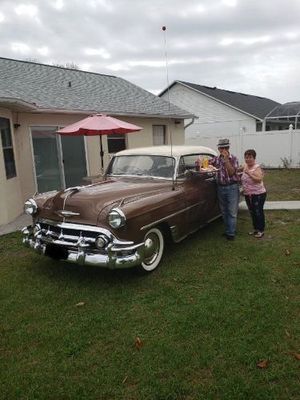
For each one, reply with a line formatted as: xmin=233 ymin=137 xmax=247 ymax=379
xmin=0 ymin=96 xmax=194 ymax=119
xmin=19 ymin=107 xmax=193 ymax=120
xmin=0 ymin=97 xmax=39 ymax=111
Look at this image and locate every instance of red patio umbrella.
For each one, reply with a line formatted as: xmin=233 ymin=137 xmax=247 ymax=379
xmin=57 ymin=114 xmax=142 ymax=170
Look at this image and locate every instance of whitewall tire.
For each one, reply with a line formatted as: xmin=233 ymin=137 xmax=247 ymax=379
xmin=140 ymin=227 xmax=164 ymax=272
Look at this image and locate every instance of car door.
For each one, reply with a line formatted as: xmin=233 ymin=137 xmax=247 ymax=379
xmin=178 ymin=153 xmax=218 ymax=232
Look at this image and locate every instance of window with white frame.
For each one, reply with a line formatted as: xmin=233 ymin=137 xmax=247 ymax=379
xmin=107 ymin=134 xmax=127 ymax=154
xmin=153 ymin=125 xmax=166 ymax=145
xmin=0 ymin=117 xmax=16 ymax=179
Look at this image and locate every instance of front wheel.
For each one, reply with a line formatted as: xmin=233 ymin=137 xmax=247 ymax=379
xmin=140 ymin=227 xmax=164 ymax=272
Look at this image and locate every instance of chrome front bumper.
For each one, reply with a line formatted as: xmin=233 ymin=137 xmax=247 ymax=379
xmin=22 ymin=220 xmax=145 ymax=269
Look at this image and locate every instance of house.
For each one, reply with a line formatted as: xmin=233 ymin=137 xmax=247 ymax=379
xmin=0 ymin=57 xmax=192 ymax=225
xmin=159 ymin=80 xmax=280 ymax=143
xmin=160 ymin=81 xmax=300 ymax=167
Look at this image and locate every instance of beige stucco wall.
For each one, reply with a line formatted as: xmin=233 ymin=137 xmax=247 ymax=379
xmin=0 ymin=111 xmax=184 ymax=226
xmin=100 ymin=116 xmax=184 ymax=170
xmin=0 ymin=108 xmax=24 ymax=225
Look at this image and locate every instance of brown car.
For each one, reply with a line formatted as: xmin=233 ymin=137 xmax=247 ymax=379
xmin=22 ymin=145 xmax=220 ymax=272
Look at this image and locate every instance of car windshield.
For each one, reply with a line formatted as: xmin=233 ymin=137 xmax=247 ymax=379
xmin=107 ymin=155 xmax=175 ymax=178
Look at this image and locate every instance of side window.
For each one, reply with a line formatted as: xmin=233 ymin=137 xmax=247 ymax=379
xmin=107 ymin=134 xmax=127 ymax=154
xmin=177 ymin=153 xmax=214 ymax=176
xmin=0 ymin=117 xmax=17 ymax=179
xmin=153 ymin=125 xmax=166 ymax=145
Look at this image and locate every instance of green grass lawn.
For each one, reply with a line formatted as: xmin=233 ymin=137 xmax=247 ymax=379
xmin=1 ymin=171 xmax=299 ymax=399
xmin=264 ymin=168 xmax=300 ymax=200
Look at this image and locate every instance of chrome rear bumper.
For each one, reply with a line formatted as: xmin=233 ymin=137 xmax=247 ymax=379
xmin=22 ymin=220 xmax=145 ymax=269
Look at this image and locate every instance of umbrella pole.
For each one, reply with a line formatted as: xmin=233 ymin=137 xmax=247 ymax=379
xmin=100 ymin=136 xmax=104 ymax=172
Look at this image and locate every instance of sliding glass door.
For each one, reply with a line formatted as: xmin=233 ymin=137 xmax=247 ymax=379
xmin=61 ymin=135 xmax=87 ymax=188
xmin=31 ymin=127 xmax=87 ymax=193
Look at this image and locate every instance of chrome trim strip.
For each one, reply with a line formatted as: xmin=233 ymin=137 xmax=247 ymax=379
xmin=109 ymin=174 xmax=174 ymax=181
xmin=140 ymin=201 xmax=205 ymax=231
xmin=39 ymin=219 xmax=107 ymax=233
xmin=42 ymin=237 xmax=90 ymax=248
xmin=110 ymin=242 xmax=144 ymax=252
xmin=64 ymin=186 xmax=82 ymax=192
xmin=206 ymin=213 xmax=222 ymax=223
xmin=56 ymin=210 xmax=81 ymax=217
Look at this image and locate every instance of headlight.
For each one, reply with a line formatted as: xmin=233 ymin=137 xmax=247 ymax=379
xmin=108 ymin=208 xmax=126 ymax=229
xmin=24 ymin=199 xmax=38 ymax=215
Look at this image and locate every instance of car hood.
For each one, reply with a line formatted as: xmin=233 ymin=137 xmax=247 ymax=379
xmin=37 ymin=177 xmax=173 ymax=226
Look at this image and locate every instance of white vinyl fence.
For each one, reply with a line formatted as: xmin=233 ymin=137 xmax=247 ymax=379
xmin=186 ymin=128 xmax=300 ymax=168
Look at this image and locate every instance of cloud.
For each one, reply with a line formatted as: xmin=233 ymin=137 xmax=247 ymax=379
xmin=14 ymin=4 xmax=39 ymax=18
xmin=84 ymin=48 xmax=111 ymax=59
xmin=221 ymin=0 xmax=237 ymax=7
xmin=11 ymin=42 xmax=31 ymax=54
xmin=37 ymin=46 xmax=50 ymax=56
xmin=219 ymin=35 xmax=271 ymax=46
xmin=0 ymin=0 xmax=300 ymax=103
xmin=51 ymin=0 xmax=65 ymax=10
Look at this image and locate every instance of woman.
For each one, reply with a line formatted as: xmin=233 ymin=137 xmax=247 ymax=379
xmin=241 ymin=149 xmax=267 ymax=238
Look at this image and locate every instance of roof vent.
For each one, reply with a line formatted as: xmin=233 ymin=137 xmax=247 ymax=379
xmin=68 ymin=81 xmax=72 ymax=87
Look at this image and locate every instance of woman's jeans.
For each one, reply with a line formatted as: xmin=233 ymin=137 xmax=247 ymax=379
xmin=244 ymin=192 xmax=267 ymax=232
xmin=217 ymin=183 xmax=240 ymax=237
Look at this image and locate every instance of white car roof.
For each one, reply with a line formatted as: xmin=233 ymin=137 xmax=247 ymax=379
xmin=116 ymin=145 xmax=217 ymax=158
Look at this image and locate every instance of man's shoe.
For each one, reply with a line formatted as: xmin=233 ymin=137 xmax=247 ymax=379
xmin=254 ymin=231 xmax=264 ymax=238
xmin=226 ymin=235 xmax=235 ymax=241
xmin=248 ymin=231 xmax=258 ymax=236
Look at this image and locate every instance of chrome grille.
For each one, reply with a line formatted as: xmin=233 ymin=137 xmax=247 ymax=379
xmin=37 ymin=221 xmax=105 ymax=249
xmin=40 ymin=222 xmax=98 ymax=242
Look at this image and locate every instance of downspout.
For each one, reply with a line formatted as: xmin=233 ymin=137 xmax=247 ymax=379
xmin=184 ymin=117 xmax=196 ymax=129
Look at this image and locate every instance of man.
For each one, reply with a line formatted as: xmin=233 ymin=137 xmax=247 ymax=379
xmin=210 ymin=138 xmax=240 ymax=240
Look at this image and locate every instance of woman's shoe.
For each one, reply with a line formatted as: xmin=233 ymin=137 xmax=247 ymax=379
xmin=248 ymin=231 xmax=258 ymax=236
xmin=254 ymin=231 xmax=264 ymax=238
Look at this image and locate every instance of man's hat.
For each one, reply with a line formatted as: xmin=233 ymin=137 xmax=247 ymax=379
xmin=217 ymin=138 xmax=230 ymax=148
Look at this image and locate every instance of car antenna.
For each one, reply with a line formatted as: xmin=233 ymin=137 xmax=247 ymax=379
xmin=162 ymin=25 xmax=175 ymax=191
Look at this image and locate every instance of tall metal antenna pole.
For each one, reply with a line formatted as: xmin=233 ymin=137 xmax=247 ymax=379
xmin=162 ymin=26 xmax=173 ymax=149
xmin=162 ymin=26 xmax=175 ymax=189
xmin=162 ymin=27 xmax=171 ymax=108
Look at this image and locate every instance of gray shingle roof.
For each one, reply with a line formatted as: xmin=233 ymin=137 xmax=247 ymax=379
xmin=266 ymin=101 xmax=300 ymax=118
xmin=161 ymin=80 xmax=280 ymax=120
xmin=0 ymin=57 xmax=192 ymax=119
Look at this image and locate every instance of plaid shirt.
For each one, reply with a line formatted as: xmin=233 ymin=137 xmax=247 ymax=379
xmin=210 ymin=154 xmax=239 ymax=185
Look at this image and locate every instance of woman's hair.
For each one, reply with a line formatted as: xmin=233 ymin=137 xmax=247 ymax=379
xmin=244 ymin=149 xmax=256 ymax=158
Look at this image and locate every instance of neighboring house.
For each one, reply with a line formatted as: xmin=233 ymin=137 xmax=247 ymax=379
xmin=0 ymin=57 xmax=192 ymax=225
xmin=160 ymin=81 xmax=300 ymax=168
xmin=159 ymin=80 xmax=280 ymax=143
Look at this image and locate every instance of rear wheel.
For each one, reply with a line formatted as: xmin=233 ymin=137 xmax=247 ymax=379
xmin=140 ymin=227 xmax=164 ymax=272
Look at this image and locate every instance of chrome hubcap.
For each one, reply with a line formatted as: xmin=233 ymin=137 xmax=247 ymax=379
xmin=144 ymin=233 xmax=160 ymax=265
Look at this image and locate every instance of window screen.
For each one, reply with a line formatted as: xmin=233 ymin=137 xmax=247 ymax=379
xmin=107 ymin=134 xmax=126 ymax=153
xmin=153 ymin=125 xmax=166 ymax=145
xmin=0 ymin=117 xmax=16 ymax=179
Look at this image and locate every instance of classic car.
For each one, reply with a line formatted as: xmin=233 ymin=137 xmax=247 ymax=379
xmin=22 ymin=145 xmax=220 ymax=272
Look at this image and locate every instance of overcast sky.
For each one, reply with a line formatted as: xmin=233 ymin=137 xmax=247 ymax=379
xmin=0 ymin=0 xmax=299 ymax=103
